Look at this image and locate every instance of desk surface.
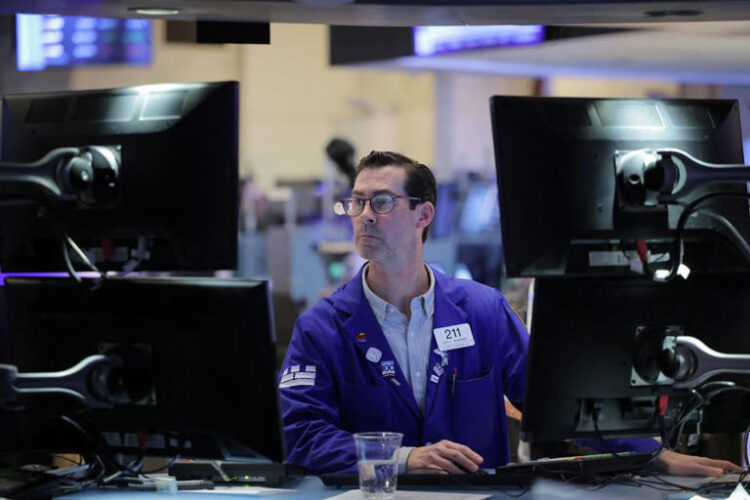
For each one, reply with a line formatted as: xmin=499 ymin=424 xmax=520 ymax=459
xmin=54 ymin=474 xmax=746 ymax=500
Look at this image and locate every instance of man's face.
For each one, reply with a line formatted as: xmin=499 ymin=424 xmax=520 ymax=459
xmin=350 ymin=166 xmax=427 ymax=263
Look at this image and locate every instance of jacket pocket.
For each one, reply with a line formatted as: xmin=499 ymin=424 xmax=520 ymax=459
xmin=338 ymin=379 xmax=392 ymax=432
xmin=450 ymin=367 xmax=500 ymax=451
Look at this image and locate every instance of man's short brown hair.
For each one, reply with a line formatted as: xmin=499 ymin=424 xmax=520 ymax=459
xmin=355 ymin=151 xmax=437 ymax=242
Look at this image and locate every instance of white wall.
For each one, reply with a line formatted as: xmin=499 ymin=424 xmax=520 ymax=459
xmin=238 ymin=24 xmax=435 ymax=190
xmin=549 ymin=77 xmax=680 ymax=98
xmin=434 ymin=73 xmax=536 ymax=180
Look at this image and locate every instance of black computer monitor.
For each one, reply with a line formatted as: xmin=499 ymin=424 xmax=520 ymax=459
xmin=521 ymin=274 xmax=750 ymax=444
xmin=490 ymin=96 xmax=750 ymax=278
xmin=0 ymin=81 xmax=238 ymax=272
xmin=0 ymin=276 xmax=284 ymax=463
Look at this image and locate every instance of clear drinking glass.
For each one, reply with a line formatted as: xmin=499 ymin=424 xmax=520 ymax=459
xmin=353 ymin=432 xmax=403 ymax=499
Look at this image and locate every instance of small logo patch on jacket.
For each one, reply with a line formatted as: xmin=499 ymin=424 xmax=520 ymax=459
xmin=279 ymin=365 xmax=317 ymax=388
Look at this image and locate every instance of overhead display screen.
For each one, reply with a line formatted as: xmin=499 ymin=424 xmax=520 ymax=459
xmin=413 ymin=25 xmax=545 ymax=56
xmin=16 ymin=14 xmax=151 ymax=71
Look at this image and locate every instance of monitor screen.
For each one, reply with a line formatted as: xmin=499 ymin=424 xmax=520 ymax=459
xmin=0 ymin=81 xmax=238 ymax=272
xmin=491 ymin=96 xmax=750 ymax=278
xmin=521 ymin=275 xmax=750 ymax=444
xmin=413 ymin=25 xmax=545 ymax=56
xmin=0 ymin=276 xmax=284 ymax=462
xmin=16 ymin=14 xmax=151 ymax=72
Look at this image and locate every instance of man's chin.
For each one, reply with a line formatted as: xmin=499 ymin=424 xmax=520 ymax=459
xmin=356 ymin=248 xmax=374 ymax=260
xmin=355 ymin=243 xmax=381 ymax=261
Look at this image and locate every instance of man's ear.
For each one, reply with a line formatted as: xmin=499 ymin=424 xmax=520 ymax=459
xmin=416 ymin=201 xmax=435 ymax=231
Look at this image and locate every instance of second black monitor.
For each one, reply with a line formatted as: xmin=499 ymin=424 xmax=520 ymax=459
xmin=1 ymin=81 xmax=238 ymax=272
xmin=522 ymin=274 xmax=750 ymax=444
xmin=0 ymin=276 xmax=284 ymax=462
xmin=490 ymin=96 xmax=750 ymax=278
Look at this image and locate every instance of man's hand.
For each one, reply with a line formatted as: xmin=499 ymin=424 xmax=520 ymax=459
xmin=405 ymin=440 xmax=483 ymax=474
xmin=656 ymin=450 xmax=745 ymax=477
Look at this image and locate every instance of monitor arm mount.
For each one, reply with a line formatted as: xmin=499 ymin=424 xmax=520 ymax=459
xmin=660 ymin=335 xmax=750 ymax=389
xmin=615 ymin=148 xmax=750 ymax=207
xmin=0 ymin=355 xmax=130 ymax=410
xmin=634 ymin=327 xmax=750 ymax=390
xmin=0 ymin=146 xmax=120 ymax=207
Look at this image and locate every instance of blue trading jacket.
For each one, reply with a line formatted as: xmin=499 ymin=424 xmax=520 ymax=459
xmin=278 ymin=265 xmax=658 ymax=474
xmin=279 ymin=265 xmax=529 ymax=474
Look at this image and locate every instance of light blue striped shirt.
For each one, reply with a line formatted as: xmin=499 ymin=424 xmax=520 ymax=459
xmin=361 ymin=263 xmax=436 ymax=472
xmin=362 ymin=263 xmax=435 ymax=413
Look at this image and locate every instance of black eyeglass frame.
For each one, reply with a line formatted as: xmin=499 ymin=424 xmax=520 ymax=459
xmin=334 ymin=193 xmax=423 ymax=216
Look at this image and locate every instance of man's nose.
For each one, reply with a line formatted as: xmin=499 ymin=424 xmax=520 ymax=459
xmin=359 ymin=201 xmax=377 ymax=224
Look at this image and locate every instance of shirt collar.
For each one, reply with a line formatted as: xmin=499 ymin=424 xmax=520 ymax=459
xmin=421 ymin=265 xmax=436 ymax=317
xmin=362 ymin=263 xmax=435 ymax=321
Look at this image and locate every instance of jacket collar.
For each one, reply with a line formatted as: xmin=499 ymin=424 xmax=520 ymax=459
xmin=332 ymin=263 xmax=467 ymax=317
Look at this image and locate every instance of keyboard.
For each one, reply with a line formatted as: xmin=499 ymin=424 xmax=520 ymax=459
xmin=499 ymin=451 xmax=655 ymax=476
xmin=320 ymin=452 xmax=656 ymax=488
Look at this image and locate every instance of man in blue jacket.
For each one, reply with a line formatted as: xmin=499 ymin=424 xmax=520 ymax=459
xmin=279 ymin=150 xmax=741 ymax=477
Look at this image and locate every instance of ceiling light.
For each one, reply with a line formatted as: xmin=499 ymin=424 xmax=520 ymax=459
xmin=128 ymin=7 xmax=181 ymax=16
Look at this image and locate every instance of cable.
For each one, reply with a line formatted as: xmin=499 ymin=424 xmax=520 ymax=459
xmin=58 ymin=453 xmax=107 ymax=493
xmin=675 ymin=191 xmax=750 ymax=238
xmin=643 ymin=472 xmax=749 ymax=496
xmin=60 ymin=233 xmax=82 ymax=282
xmin=695 ymin=208 xmax=750 ymax=263
xmin=650 ymin=252 xmax=670 ymax=263
xmin=619 ymin=240 xmax=669 ymax=274
xmin=635 ymin=474 xmax=704 ymax=492
xmin=61 ymin=232 xmax=105 ymax=286
xmin=657 ymin=190 xmax=750 ymax=281
xmin=60 ymin=414 xmax=100 ymax=449
xmin=64 ymin=234 xmax=100 ymax=274
xmin=738 ymin=471 xmax=749 ymax=492
xmin=100 ymin=456 xmax=148 ymax=485
xmin=672 ymin=384 xmax=750 ymax=452
xmin=495 ymin=486 xmax=530 ymax=498
xmin=627 ymin=381 xmax=750 ymax=474
xmin=590 ymin=406 xmax=626 ymax=461
xmin=60 ymin=414 xmax=148 ymax=481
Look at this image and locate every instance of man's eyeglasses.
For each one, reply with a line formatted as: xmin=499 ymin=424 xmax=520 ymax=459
xmin=334 ymin=193 xmax=422 ymax=216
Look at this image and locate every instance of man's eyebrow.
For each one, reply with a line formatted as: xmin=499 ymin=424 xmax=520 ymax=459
xmin=351 ymin=189 xmax=398 ymax=197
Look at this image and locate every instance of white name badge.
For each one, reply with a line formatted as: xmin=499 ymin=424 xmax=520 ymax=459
xmin=433 ymin=323 xmax=475 ymax=351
